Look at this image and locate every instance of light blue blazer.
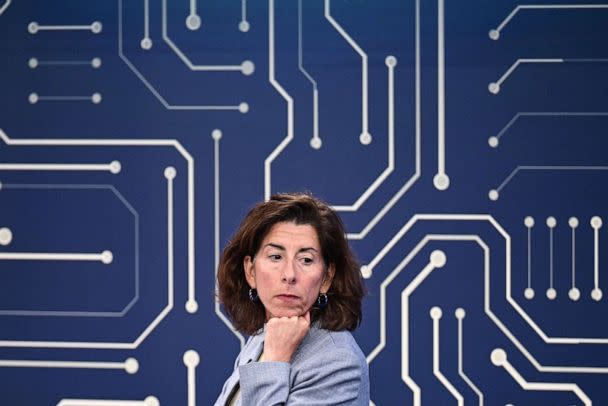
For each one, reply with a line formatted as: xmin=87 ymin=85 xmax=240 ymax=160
xmin=214 ymin=324 xmax=370 ymax=405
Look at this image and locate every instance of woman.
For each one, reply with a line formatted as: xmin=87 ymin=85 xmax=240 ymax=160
xmin=214 ymin=192 xmax=369 ymax=405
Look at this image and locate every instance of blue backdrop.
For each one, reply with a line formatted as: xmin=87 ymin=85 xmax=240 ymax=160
xmin=1 ymin=0 xmax=607 ymax=404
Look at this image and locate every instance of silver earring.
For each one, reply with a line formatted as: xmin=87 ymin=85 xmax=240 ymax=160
xmin=316 ymin=292 xmax=328 ymax=309
xmin=248 ymin=288 xmax=259 ymax=302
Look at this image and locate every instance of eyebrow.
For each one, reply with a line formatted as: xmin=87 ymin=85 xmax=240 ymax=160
xmin=264 ymin=243 xmax=319 ymax=253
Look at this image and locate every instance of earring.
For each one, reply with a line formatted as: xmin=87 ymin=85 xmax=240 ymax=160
xmin=248 ymin=288 xmax=259 ymax=302
xmin=316 ymin=292 xmax=328 ymax=309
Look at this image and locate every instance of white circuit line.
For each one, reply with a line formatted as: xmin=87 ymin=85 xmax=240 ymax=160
xmin=57 ymin=397 xmax=158 ymax=406
xmin=162 ymin=0 xmax=247 ymax=73
xmin=297 ymin=0 xmax=320 ymax=147
xmin=431 ymin=307 xmax=464 ymax=405
xmin=435 ymin=0 xmax=448 ymax=190
xmin=491 ymin=348 xmax=591 ymax=405
xmin=30 ymin=59 xmax=100 ymax=68
xmin=333 ymin=56 xmax=396 ymax=211
xmin=264 ymin=0 xmax=295 ymax=201
xmin=493 ymin=166 xmax=608 ymax=196
xmin=346 ymin=0 xmax=421 ymax=239
xmin=0 ymin=252 xmax=108 ymax=261
xmin=549 ymin=224 xmax=554 ymax=291
xmin=0 ymin=162 xmax=117 ymax=172
xmin=0 ymin=129 xmax=196 ymax=315
xmin=593 ymin=220 xmax=601 ymax=293
xmin=491 ymin=4 xmax=608 ymax=39
xmin=183 ymin=350 xmax=200 ymax=406
xmin=527 ymin=226 xmax=532 ymax=292
xmin=29 ymin=22 xmax=101 ymax=33
xmin=572 ymin=225 xmax=576 ymax=290
xmin=324 ymin=0 xmax=369 ymax=144
xmin=0 ymin=183 xmax=139 ymax=318
xmin=266 ymin=0 xmax=420 ymax=233
xmin=489 ymin=59 xmax=563 ymax=94
xmin=0 ymin=159 xmax=176 ymax=349
xmin=493 ymin=112 xmax=608 ymax=144
xmin=0 ymin=358 xmax=134 ymax=372
xmin=213 ymin=131 xmax=246 ymax=347
xmin=457 ymin=310 xmax=484 ymax=406
xmin=144 ymin=0 xmax=150 ymax=41
xmin=0 ymin=0 xmax=11 ymax=15
xmin=365 ymin=215 xmax=608 ymax=373
xmin=118 ymin=0 xmax=242 ymax=111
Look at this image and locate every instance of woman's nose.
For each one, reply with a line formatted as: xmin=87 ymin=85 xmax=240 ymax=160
xmin=281 ymin=259 xmax=297 ymax=283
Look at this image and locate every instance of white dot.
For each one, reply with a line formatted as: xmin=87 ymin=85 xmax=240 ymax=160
xmin=385 ymin=55 xmax=397 ymax=67
xmin=488 ymin=136 xmax=499 ymax=148
xmin=183 ymin=350 xmax=200 ymax=367
xmin=144 ymin=396 xmax=160 ymax=406
xmin=164 ymin=166 xmax=176 ymax=179
xmin=91 ymin=58 xmax=102 ymax=68
xmin=239 ymin=20 xmax=250 ymax=32
xmin=568 ymin=217 xmax=579 ymax=228
xmin=359 ymin=132 xmax=372 ymax=145
xmin=360 ymin=265 xmax=372 ymax=279
xmin=591 ymin=216 xmax=603 ymax=229
xmin=490 ymin=348 xmax=506 ymax=366
xmin=568 ymin=288 xmax=580 ymax=301
xmin=109 ymin=161 xmax=121 ymax=174
xmin=546 ymin=288 xmax=556 ymax=300
xmin=455 ymin=308 xmax=465 ymax=319
xmin=488 ymin=82 xmax=500 ymax=94
xmin=211 ymin=129 xmax=222 ymax=141
xmin=91 ymin=21 xmax=103 ymax=34
xmin=524 ymin=288 xmax=535 ymax=299
xmin=124 ymin=358 xmax=139 ymax=374
xmin=546 ymin=216 xmax=556 ymax=228
xmin=186 ymin=14 xmax=201 ymax=30
xmin=430 ymin=250 xmax=446 ymax=268
xmin=28 ymin=58 xmax=38 ymax=69
xmin=488 ymin=189 xmax=499 ymax=201
xmin=489 ymin=29 xmax=500 ymax=40
xmin=592 ymin=288 xmax=603 ymax=301
xmin=92 ymin=93 xmax=102 ymax=104
xmin=433 ymin=173 xmax=450 ymax=190
xmin=141 ymin=37 xmax=153 ymax=50
xmin=310 ymin=138 xmax=322 ymax=149
xmin=524 ymin=216 xmax=534 ymax=228
xmin=241 ymin=60 xmax=255 ymax=76
xmin=239 ymin=102 xmax=249 ymax=113
xmin=28 ymin=93 xmax=39 ymax=104
xmin=28 ymin=22 xmax=39 ymax=34
xmin=186 ymin=300 xmax=198 ymax=313
xmin=0 ymin=228 xmax=13 ymax=246
xmin=430 ymin=306 xmax=442 ymax=319
xmin=101 ymin=250 xmax=113 ymax=264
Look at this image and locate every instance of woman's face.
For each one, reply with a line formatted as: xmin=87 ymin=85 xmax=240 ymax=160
xmin=244 ymin=221 xmax=334 ymax=320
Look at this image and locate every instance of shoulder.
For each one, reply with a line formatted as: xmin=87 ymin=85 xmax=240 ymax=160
xmin=292 ymin=326 xmax=366 ymax=370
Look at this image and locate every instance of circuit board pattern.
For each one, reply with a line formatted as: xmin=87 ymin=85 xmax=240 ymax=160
xmin=1 ymin=0 xmax=608 ymax=404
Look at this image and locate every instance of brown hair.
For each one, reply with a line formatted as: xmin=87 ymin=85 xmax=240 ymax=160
xmin=217 ymin=192 xmax=365 ymax=335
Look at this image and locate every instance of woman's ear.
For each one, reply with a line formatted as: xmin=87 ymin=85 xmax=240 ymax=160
xmin=243 ymin=255 xmax=256 ymax=289
xmin=321 ymin=264 xmax=335 ymax=292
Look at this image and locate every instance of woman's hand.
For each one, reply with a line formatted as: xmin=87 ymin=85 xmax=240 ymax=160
xmin=263 ymin=311 xmax=310 ymax=363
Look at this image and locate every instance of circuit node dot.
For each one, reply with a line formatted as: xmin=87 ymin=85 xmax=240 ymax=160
xmin=186 ymin=14 xmax=201 ymax=30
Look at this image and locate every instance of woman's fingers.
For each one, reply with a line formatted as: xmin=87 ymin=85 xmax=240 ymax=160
xmin=263 ymin=315 xmax=311 ymax=363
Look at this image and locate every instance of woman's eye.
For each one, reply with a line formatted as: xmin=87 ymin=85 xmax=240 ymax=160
xmin=300 ymin=257 xmax=314 ymax=265
xmin=269 ymin=254 xmax=282 ymax=261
